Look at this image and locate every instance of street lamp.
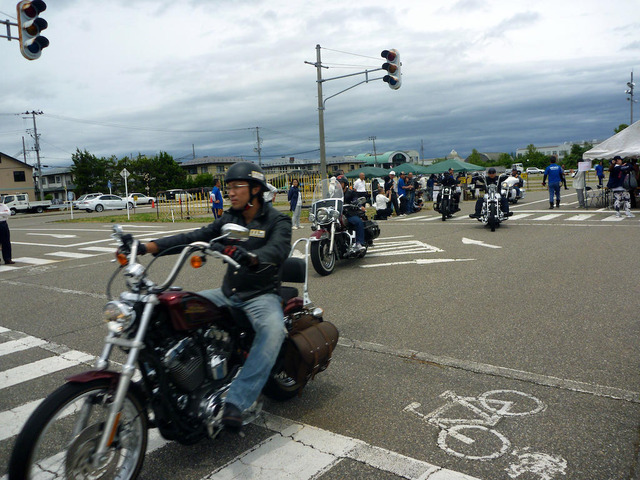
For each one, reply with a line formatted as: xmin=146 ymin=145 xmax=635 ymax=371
xmin=625 ymin=71 xmax=636 ymax=125
xmin=369 ymin=136 xmax=378 ymax=166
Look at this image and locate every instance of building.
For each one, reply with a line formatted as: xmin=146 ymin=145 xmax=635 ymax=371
xmin=0 ymin=152 xmax=36 ymax=199
xmin=515 ymin=141 xmax=599 ymax=160
xmin=355 ymin=151 xmax=412 ymax=168
xmin=40 ymin=167 xmax=75 ymax=202
xmin=179 ymin=156 xmax=247 ymax=178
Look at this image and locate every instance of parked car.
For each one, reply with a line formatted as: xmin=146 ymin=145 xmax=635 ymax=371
xmin=76 ymin=194 xmax=133 ymax=213
xmin=526 ymin=167 xmax=544 ymax=175
xmin=73 ymin=193 xmax=103 ymax=208
xmin=157 ymin=189 xmax=193 ymax=201
xmin=126 ymin=193 xmax=155 ymax=205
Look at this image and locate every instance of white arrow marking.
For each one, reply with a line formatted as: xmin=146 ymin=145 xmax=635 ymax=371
xmin=361 ymin=258 xmax=475 ymax=268
xmin=461 ymin=237 xmax=502 ymax=249
xmin=28 ymin=233 xmax=77 ymax=239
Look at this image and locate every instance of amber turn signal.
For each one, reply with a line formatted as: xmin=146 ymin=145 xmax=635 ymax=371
xmin=190 ymin=255 xmax=204 ymax=269
xmin=116 ymin=253 xmax=128 ymax=266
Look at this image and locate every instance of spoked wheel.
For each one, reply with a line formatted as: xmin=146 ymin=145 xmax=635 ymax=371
xmin=9 ymin=378 xmax=148 ymax=480
xmin=263 ymin=369 xmax=303 ymax=400
xmin=310 ymin=239 xmax=336 ymax=276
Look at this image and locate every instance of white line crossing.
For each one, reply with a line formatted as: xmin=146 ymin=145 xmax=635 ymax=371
xmin=533 ymin=214 xmax=563 ymax=221
xmin=566 ymin=214 xmax=595 ymax=221
xmin=0 ymin=350 xmax=94 ymax=390
xmin=45 ymin=251 xmax=97 ymax=259
xmin=508 ymin=213 xmax=534 ymax=220
xmin=0 ymin=336 xmax=47 ymax=357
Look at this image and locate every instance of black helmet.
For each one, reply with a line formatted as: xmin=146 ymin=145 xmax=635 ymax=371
xmin=336 ymin=176 xmax=349 ymax=186
xmin=225 ymin=162 xmax=268 ymax=191
xmin=487 ymin=167 xmax=496 ymax=174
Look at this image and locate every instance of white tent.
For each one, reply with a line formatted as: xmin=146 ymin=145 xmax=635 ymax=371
xmin=583 ymin=120 xmax=640 ymax=160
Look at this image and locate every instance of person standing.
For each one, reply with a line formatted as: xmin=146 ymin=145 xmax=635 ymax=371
xmin=384 ymin=171 xmax=400 ymax=217
xmin=572 ymin=168 xmax=586 ymax=208
xmin=210 ymin=178 xmax=224 ymax=219
xmin=0 ymin=202 xmax=15 ymax=264
xmin=595 ymin=160 xmax=605 ymax=188
xmin=287 ymin=178 xmax=302 ymax=229
xmin=353 ymin=172 xmax=368 ymax=201
xmin=607 ymin=156 xmax=635 ymax=218
xmin=396 ymin=172 xmax=408 ymax=216
xmin=542 ymin=155 xmax=565 ymax=209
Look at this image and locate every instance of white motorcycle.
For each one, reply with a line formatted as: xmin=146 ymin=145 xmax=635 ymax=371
xmin=502 ymin=176 xmax=525 ymax=204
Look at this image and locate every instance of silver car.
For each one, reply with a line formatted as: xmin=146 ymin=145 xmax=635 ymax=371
xmin=77 ymin=194 xmax=133 ymax=213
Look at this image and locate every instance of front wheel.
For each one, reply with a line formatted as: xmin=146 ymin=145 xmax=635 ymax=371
xmin=310 ymin=239 xmax=336 ymax=276
xmin=441 ymin=199 xmax=449 ymax=221
xmin=95 ymin=204 xmax=104 ymax=213
xmin=8 ymin=378 xmax=148 ymax=480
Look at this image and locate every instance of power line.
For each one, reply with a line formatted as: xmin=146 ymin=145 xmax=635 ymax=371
xmin=320 ymin=46 xmax=380 ymax=61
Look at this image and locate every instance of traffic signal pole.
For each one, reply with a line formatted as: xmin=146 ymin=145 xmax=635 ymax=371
xmin=306 ymin=45 xmax=400 ymax=179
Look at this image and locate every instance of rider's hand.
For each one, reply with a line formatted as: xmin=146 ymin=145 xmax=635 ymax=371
xmin=222 ymin=245 xmax=258 ymax=267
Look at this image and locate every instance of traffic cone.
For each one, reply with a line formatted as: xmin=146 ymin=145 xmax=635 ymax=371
xmin=151 ymin=199 xmax=155 ymax=208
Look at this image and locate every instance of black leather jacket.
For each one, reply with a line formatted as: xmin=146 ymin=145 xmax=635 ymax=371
xmin=153 ymin=203 xmax=292 ymax=301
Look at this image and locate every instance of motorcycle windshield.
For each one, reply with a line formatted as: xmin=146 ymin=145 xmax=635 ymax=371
xmin=311 ymin=179 xmax=344 ymax=215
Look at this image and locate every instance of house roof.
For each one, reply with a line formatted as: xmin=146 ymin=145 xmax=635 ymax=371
xmin=180 ymin=156 xmax=246 ymax=166
xmin=0 ymin=152 xmax=33 ymax=169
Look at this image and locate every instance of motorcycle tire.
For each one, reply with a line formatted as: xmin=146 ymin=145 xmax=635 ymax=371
xmin=488 ymin=204 xmax=497 ymax=232
xmin=310 ymin=239 xmax=336 ymax=276
xmin=263 ymin=370 xmax=303 ymax=400
xmin=8 ymin=378 xmax=148 ymax=480
xmin=441 ymin=199 xmax=449 ymax=221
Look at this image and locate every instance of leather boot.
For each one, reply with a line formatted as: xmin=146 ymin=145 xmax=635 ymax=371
xmin=549 ymin=202 xmax=554 ymax=209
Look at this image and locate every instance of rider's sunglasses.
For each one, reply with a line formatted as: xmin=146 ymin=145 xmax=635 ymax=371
xmin=227 ymin=184 xmax=250 ymax=191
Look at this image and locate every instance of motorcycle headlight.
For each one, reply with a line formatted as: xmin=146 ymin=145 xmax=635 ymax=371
xmin=502 ymin=181 xmax=508 ymax=189
xmin=328 ymin=209 xmax=340 ymax=221
xmin=308 ymin=212 xmax=316 ymax=223
xmin=103 ymin=301 xmax=135 ymax=334
xmin=316 ymin=208 xmax=330 ymax=223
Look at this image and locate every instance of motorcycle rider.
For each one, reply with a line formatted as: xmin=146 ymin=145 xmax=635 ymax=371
xmin=469 ymin=167 xmax=512 ymax=218
xmin=437 ymin=168 xmax=461 ymax=212
xmin=509 ymin=169 xmax=524 ymax=198
xmin=135 ymin=162 xmax=291 ymax=431
xmin=338 ymin=176 xmax=366 ymax=252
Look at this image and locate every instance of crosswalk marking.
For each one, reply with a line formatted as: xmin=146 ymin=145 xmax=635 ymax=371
xmin=79 ymin=246 xmax=117 ymax=253
xmin=11 ymin=257 xmax=58 ymax=265
xmin=509 ymin=213 xmax=533 ymax=220
xmin=566 ymin=214 xmax=595 ymax=221
xmin=602 ymin=216 xmax=625 ymax=222
xmin=0 ymin=336 xmax=47 ymax=357
xmin=45 ymin=251 xmax=97 ymax=259
xmin=0 ymin=350 xmax=94 ymax=390
xmin=534 ymin=214 xmax=563 ymax=221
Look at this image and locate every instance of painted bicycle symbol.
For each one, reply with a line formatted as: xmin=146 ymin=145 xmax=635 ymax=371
xmin=404 ymin=389 xmax=546 ymax=461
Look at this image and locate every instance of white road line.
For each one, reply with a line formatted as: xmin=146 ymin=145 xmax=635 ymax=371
xmin=12 ymin=257 xmax=59 ymax=265
xmin=0 ymin=398 xmax=43 ymax=442
xmin=509 ymin=213 xmax=534 ymax=220
xmin=45 ymin=251 xmax=98 ymax=259
xmin=361 ymin=258 xmax=475 ymax=268
xmin=0 ymin=336 xmax=47 ymax=357
xmin=533 ymin=214 xmax=563 ymax=221
xmin=79 ymin=246 xmax=118 ymax=253
xmin=205 ymin=412 xmax=481 ymax=480
xmin=602 ymin=215 xmax=626 ymax=222
xmin=0 ymin=351 xmax=94 ymax=390
xmin=566 ymin=214 xmax=595 ymax=221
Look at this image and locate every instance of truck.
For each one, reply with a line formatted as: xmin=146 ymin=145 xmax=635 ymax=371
xmin=510 ymin=163 xmax=524 ymax=174
xmin=1 ymin=193 xmax=52 ymax=215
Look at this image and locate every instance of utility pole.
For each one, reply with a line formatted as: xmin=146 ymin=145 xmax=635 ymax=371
xmin=24 ymin=110 xmax=44 ymax=200
xmin=369 ymin=136 xmax=377 ymax=165
xmin=626 ymin=71 xmax=636 ymax=125
xmin=254 ymin=126 xmax=263 ymax=167
xmin=314 ymin=45 xmax=327 ymax=178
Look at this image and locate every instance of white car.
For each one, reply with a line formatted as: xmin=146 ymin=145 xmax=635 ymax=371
xmin=73 ymin=193 xmax=103 ymax=207
xmin=76 ymin=194 xmax=133 ymax=213
xmin=526 ymin=167 xmax=544 ymax=175
xmin=126 ymin=193 xmax=155 ymax=205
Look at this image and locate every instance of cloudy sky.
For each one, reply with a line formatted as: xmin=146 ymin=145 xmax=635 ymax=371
xmin=1 ymin=0 xmax=638 ymax=168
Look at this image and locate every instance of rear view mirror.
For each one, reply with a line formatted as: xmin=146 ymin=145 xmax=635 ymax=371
xmin=221 ymin=223 xmax=250 ymax=241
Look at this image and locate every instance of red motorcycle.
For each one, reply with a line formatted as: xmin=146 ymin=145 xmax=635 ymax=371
xmin=8 ymin=224 xmax=338 ymax=480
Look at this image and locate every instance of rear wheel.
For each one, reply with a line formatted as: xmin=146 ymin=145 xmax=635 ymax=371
xmin=8 ymin=378 xmax=148 ymax=480
xmin=310 ymin=239 xmax=336 ymax=276
xmin=35 ymin=206 xmax=44 ymax=213
xmin=263 ymin=370 xmax=303 ymax=400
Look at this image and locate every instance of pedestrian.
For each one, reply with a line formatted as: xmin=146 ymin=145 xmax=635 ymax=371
xmin=542 ymin=155 xmax=565 ymax=209
xmin=263 ymin=182 xmax=278 ymax=206
xmin=396 ymin=172 xmax=408 ymax=216
xmin=405 ymin=172 xmax=416 ymax=214
xmin=572 ymin=168 xmax=586 ymax=208
xmin=595 ymin=160 xmax=605 ymax=188
xmin=561 ymin=164 xmax=569 ymax=190
xmin=210 ymin=178 xmax=224 ymax=219
xmin=384 ymin=171 xmax=401 ymax=217
xmin=0 ymin=202 xmax=15 ymax=265
xmin=607 ymin=156 xmax=635 ymax=218
xmin=288 ymin=178 xmax=302 ymax=229
xmin=353 ymin=172 xmax=368 ymax=202
xmin=373 ymin=186 xmax=392 ymax=220
xmin=629 ymin=158 xmax=639 ymax=209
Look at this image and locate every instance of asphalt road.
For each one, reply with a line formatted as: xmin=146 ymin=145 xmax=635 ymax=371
xmin=1 ymin=189 xmax=639 ymax=480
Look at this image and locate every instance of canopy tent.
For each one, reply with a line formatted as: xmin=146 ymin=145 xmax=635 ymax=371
xmin=422 ymin=158 xmax=485 ymax=174
xmin=343 ymin=166 xmax=390 ymax=179
xmin=583 ymin=120 xmax=640 ymax=160
xmin=389 ymin=162 xmax=432 ymax=175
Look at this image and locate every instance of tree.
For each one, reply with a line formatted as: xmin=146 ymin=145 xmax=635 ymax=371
xmin=614 ymin=124 xmax=628 ymax=134
xmin=70 ymin=149 xmax=116 ymax=194
xmin=467 ymin=149 xmax=484 ymax=165
xmin=520 ymin=144 xmax=547 ymax=169
xmin=561 ymin=143 xmax=593 ymax=169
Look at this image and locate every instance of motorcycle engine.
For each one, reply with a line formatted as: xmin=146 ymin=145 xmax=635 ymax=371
xmin=161 ymin=326 xmax=233 ymax=393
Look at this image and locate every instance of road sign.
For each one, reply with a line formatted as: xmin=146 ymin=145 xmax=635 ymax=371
xmin=120 ymin=168 xmax=130 ymax=179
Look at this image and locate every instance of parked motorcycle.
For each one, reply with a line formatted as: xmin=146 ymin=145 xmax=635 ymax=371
xmin=8 ymin=224 xmax=338 ymax=480
xmin=477 ymin=175 xmax=508 ymax=231
xmin=308 ymin=178 xmax=380 ymax=276
xmin=433 ymin=185 xmax=457 ymax=221
xmin=502 ymin=176 xmax=525 ymax=204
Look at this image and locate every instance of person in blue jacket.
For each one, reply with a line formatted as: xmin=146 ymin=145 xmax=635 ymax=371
xmin=210 ymin=178 xmax=224 ymax=219
xmin=595 ymin=160 xmax=605 ymax=187
xmin=287 ymin=178 xmax=302 ymax=229
xmin=542 ymin=155 xmax=565 ymax=209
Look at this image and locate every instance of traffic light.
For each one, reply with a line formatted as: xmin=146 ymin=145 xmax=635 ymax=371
xmin=381 ymin=49 xmax=401 ymax=90
xmin=16 ymin=0 xmax=49 ymax=60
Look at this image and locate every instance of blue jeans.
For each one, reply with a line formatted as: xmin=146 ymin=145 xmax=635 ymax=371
xmin=198 ymin=289 xmax=285 ymax=411
xmin=548 ymin=182 xmax=561 ymax=204
xmin=347 ymin=215 xmax=365 ymax=245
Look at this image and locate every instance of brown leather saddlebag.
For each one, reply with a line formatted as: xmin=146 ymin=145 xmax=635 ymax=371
xmin=284 ymin=318 xmax=339 ymax=388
